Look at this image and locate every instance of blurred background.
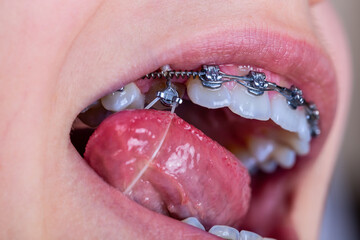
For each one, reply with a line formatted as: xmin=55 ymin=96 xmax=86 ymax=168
xmin=320 ymin=0 xmax=360 ymax=239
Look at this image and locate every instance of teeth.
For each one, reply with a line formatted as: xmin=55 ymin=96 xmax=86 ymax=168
xmin=187 ymin=77 xmax=231 ymax=109
xmin=259 ymin=160 xmax=278 ymax=173
xmin=209 ymin=225 xmax=240 ymax=240
xmin=249 ymin=137 xmax=275 ymax=163
xmin=233 ymin=149 xmax=258 ymax=173
xmin=271 ymin=144 xmax=296 ymax=169
xmin=270 ymin=94 xmax=304 ymax=132
xmin=181 ymin=217 xmax=205 ymax=231
xmin=289 ymin=138 xmax=310 ymax=156
xmin=229 ymin=85 xmax=271 ymax=121
xmin=239 ymin=230 xmax=263 ymax=240
xmin=274 ymin=131 xmax=310 ymax=156
xmin=297 ymin=112 xmax=311 ymax=141
xmin=101 ymin=83 xmax=145 ymax=112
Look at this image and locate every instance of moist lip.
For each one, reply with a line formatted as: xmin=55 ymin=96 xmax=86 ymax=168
xmin=68 ymin=29 xmax=337 ymax=240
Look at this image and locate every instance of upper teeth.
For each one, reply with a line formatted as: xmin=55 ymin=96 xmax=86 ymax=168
xmin=186 ymin=76 xmax=232 ymax=109
xmin=229 ymin=84 xmax=271 ymax=121
xmin=101 ymin=82 xmax=145 ymax=112
xmin=185 ymin=74 xmax=311 ymax=173
xmin=94 ymin=67 xmax=312 ymax=173
xmin=187 ymin=76 xmax=309 ymax=138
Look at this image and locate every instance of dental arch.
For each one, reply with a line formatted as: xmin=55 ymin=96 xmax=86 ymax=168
xmin=143 ymin=65 xmax=320 ymax=138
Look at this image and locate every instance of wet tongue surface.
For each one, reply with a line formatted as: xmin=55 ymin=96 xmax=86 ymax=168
xmin=84 ymin=109 xmax=250 ymax=229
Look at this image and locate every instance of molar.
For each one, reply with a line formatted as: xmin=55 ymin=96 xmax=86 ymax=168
xmin=229 ymin=84 xmax=271 ymax=121
xmin=101 ymin=82 xmax=145 ymax=112
xmin=187 ymin=77 xmax=231 ymax=109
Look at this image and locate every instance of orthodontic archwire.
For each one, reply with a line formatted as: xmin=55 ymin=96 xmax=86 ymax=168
xmin=144 ymin=74 xmax=183 ymax=114
xmin=143 ymin=65 xmax=320 ymax=138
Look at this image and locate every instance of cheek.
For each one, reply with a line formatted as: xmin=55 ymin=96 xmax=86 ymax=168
xmin=290 ymin=2 xmax=352 ymax=239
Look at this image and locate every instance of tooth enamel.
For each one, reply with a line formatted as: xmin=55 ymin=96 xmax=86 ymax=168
xmin=297 ymin=112 xmax=311 ymax=141
xmin=208 ymin=225 xmax=240 ymax=240
xmin=181 ymin=217 xmax=205 ymax=231
xmin=101 ymin=83 xmax=144 ymax=112
xmin=233 ymin=150 xmax=258 ymax=173
xmin=187 ymin=77 xmax=231 ymax=109
xmin=268 ymin=130 xmax=310 ymax=156
xmin=270 ymin=94 xmax=304 ymax=132
xmin=280 ymin=132 xmax=310 ymax=156
xmin=229 ymin=85 xmax=271 ymax=121
xmin=249 ymin=137 xmax=275 ymax=163
xmin=271 ymin=144 xmax=296 ymax=169
xmin=239 ymin=230 xmax=262 ymax=240
xmin=290 ymin=138 xmax=310 ymax=156
xmin=259 ymin=160 xmax=277 ymax=173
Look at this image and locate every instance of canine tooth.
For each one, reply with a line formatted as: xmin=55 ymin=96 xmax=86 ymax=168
xmin=259 ymin=160 xmax=277 ymax=173
xmin=209 ymin=225 xmax=240 ymax=240
xmin=101 ymin=83 xmax=144 ymax=112
xmin=239 ymin=230 xmax=262 ymax=240
xmin=229 ymin=85 xmax=271 ymax=121
xmin=249 ymin=137 xmax=275 ymax=163
xmin=271 ymin=145 xmax=296 ymax=169
xmin=270 ymin=94 xmax=304 ymax=132
xmin=187 ymin=77 xmax=231 ymax=109
xmin=181 ymin=217 xmax=205 ymax=231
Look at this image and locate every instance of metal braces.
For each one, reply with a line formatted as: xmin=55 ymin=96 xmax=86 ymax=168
xmin=144 ymin=75 xmax=183 ymax=114
xmin=143 ymin=65 xmax=320 ymax=137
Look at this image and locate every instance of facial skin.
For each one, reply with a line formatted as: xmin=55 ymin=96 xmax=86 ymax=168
xmin=0 ymin=0 xmax=351 ymax=239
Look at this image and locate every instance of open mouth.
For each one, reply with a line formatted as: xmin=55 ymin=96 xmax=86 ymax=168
xmin=68 ymin=30 xmax=337 ymax=240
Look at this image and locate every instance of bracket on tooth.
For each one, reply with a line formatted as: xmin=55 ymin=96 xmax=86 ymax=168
xmin=199 ymin=65 xmax=274 ymax=96
xmin=277 ymin=85 xmax=305 ymax=109
xmin=143 ymin=64 xmax=321 ymax=137
xmin=145 ymin=77 xmax=183 ymax=113
xmin=245 ymin=71 xmax=269 ymax=96
xmin=199 ymin=65 xmax=223 ymax=89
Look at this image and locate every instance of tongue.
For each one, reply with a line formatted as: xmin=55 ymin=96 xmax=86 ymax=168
xmin=84 ymin=109 xmax=250 ymax=229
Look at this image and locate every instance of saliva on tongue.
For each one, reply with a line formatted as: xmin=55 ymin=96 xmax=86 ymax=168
xmin=84 ymin=109 xmax=251 ymax=230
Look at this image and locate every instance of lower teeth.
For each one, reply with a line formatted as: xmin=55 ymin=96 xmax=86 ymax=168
xmin=182 ymin=217 xmax=276 ymax=240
